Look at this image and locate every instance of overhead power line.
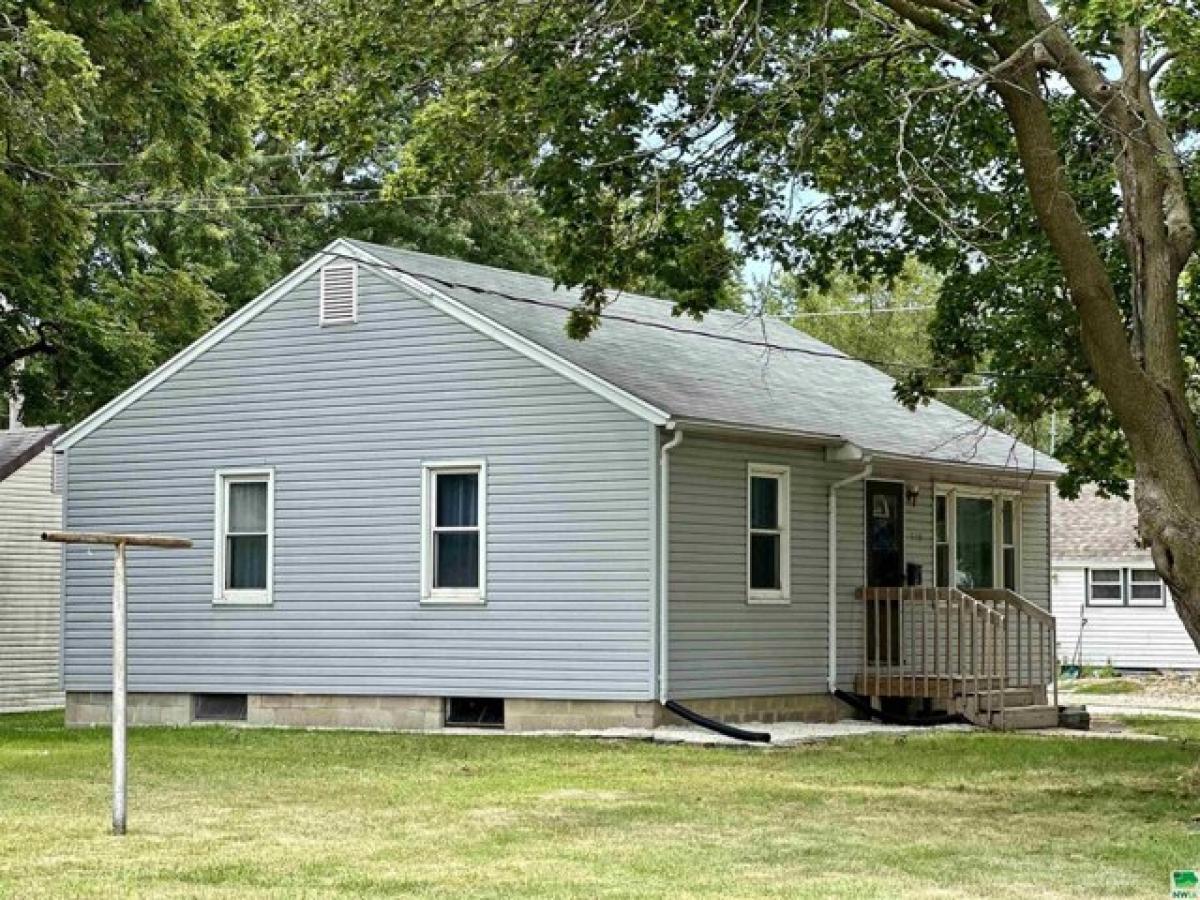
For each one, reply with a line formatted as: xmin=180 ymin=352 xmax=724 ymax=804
xmin=784 ymin=304 xmax=935 ymax=318
xmin=321 ymin=250 xmax=1058 ymax=385
xmin=77 ymin=185 xmax=534 ymax=214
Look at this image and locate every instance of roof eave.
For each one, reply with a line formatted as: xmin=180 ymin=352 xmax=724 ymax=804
xmin=0 ymin=426 xmax=62 ymax=483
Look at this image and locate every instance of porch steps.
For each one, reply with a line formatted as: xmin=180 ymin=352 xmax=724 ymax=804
xmin=959 ymin=688 xmax=1038 ymax=712
xmin=965 ymin=703 xmax=1060 ymax=730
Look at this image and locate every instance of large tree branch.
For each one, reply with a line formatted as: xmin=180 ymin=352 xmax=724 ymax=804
xmin=0 ymin=330 xmax=54 ymax=374
xmin=990 ymin=67 xmax=1161 ymax=435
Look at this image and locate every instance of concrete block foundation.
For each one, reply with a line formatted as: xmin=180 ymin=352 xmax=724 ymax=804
xmin=64 ymin=691 xmax=850 ymax=732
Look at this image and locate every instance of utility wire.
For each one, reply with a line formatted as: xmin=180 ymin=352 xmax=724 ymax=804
xmin=784 ymin=304 xmax=935 ymax=318
xmin=321 ymin=250 xmax=1059 ymax=384
xmin=77 ymin=185 xmax=534 ymax=213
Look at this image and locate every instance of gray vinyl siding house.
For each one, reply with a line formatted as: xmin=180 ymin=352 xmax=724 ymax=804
xmin=57 ymin=239 xmax=1062 ymax=731
xmin=0 ymin=426 xmax=63 ymax=711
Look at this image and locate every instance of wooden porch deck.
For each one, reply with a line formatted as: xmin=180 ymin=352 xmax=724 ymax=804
xmin=854 ymin=587 xmax=1059 ymax=729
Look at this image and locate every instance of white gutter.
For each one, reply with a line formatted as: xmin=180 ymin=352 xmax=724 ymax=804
xmin=658 ymin=423 xmax=684 ymax=703
xmin=828 ymin=460 xmax=872 ymax=692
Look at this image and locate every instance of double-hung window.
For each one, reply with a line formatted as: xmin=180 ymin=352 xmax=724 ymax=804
xmin=1086 ymin=568 xmax=1124 ymax=606
xmin=1129 ymin=569 xmax=1167 ymax=606
xmin=747 ymin=463 xmax=790 ymax=604
xmin=422 ymin=461 xmax=486 ymax=603
xmin=1087 ymin=567 xmax=1166 ymax=607
xmin=214 ymin=470 xmax=274 ymax=605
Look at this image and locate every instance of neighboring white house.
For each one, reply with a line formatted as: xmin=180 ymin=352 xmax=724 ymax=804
xmin=1052 ymin=486 xmax=1199 ymax=671
xmin=0 ymin=425 xmax=63 ymax=711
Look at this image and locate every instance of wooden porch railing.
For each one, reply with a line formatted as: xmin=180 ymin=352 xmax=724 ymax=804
xmin=966 ymin=588 xmax=1058 ymax=709
xmin=855 ymin=586 xmax=1057 ymax=729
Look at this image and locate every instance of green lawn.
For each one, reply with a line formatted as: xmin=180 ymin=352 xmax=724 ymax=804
xmin=1120 ymin=715 xmax=1200 ymax=741
xmin=1 ymin=711 xmax=1197 ymax=898
xmin=1066 ymin=678 xmax=1146 ymax=695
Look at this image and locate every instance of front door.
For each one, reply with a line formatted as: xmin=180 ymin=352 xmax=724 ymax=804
xmin=866 ymin=480 xmax=905 ymax=587
xmin=865 ymin=480 xmax=905 ymax=668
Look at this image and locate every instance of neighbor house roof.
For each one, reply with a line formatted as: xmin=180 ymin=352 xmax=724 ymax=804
xmin=0 ymin=426 xmax=61 ymax=483
xmin=1052 ymin=486 xmax=1147 ymax=562
xmin=349 ymin=240 xmax=1063 ymax=477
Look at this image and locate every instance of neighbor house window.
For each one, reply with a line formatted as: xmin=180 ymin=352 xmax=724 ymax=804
xmin=1128 ymin=569 xmax=1167 ymax=607
xmin=1086 ymin=568 xmax=1124 ymax=607
xmin=214 ymin=470 xmax=274 ymax=605
xmin=1087 ymin=567 xmax=1167 ymax=608
xmin=747 ymin=463 xmax=790 ymax=603
xmin=421 ymin=461 xmax=486 ymax=603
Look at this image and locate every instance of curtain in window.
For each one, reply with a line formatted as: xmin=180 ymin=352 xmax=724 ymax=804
xmin=226 ymin=481 xmax=268 ymax=590
xmin=434 ymin=472 xmax=479 ymax=588
xmin=436 ymin=473 xmax=478 ymax=528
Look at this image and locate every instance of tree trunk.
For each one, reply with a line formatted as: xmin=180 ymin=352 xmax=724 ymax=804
xmin=986 ymin=41 xmax=1200 ymax=647
xmin=1135 ymin=464 xmax=1200 ymax=649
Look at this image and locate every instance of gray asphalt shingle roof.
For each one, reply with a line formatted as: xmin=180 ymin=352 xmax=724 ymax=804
xmin=350 ymin=240 xmax=1063 ymax=476
xmin=0 ymin=426 xmax=60 ymax=483
xmin=1052 ymin=486 xmax=1147 ymax=561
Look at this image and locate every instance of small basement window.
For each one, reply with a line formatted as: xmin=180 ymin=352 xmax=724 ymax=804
xmin=192 ymin=693 xmax=248 ymax=722
xmin=445 ymin=697 xmax=504 ymax=728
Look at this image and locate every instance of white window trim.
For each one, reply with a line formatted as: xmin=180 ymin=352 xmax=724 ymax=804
xmin=213 ymin=468 xmax=275 ymax=606
xmin=747 ymin=463 xmax=791 ymax=605
xmin=318 ymin=261 xmax=358 ymax=325
xmin=1087 ymin=566 xmax=1167 ymax=608
xmin=1086 ymin=567 xmax=1126 ymax=607
xmin=933 ymin=485 xmax=1022 ymax=592
xmin=420 ymin=460 xmax=487 ymax=605
xmin=1128 ymin=568 xmax=1168 ymax=607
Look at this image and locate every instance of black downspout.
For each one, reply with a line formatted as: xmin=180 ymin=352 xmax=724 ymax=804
xmin=663 ymin=700 xmax=772 ymax=743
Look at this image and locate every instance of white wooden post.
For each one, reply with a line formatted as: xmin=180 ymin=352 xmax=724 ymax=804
xmin=112 ymin=542 xmax=127 ymax=835
xmin=43 ymin=530 xmax=192 ymax=836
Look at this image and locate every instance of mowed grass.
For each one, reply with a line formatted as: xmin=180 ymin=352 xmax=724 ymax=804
xmin=1 ymin=711 xmax=1198 ymax=898
xmin=1120 ymin=715 xmax=1200 ymax=741
xmin=1067 ymin=678 xmax=1146 ymax=695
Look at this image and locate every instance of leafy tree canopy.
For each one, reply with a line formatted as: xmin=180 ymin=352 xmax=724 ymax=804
xmin=0 ymin=2 xmax=558 ymax=426
xmin=250 ymin=0 xmax=1197 ymax=501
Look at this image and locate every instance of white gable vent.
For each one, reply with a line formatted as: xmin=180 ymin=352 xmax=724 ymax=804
xmin=319 ymin=261 xmax=358 ymax=325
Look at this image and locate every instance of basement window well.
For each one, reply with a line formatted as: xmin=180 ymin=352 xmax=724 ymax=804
xmin=444 ymin=697 xmax=504 ymax=728
xmin=192 ymin=693 xmax=248 ymax=722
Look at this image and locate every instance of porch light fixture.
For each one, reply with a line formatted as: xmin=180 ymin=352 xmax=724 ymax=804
xmin=906 ymin=484 xmax=921 ymax=507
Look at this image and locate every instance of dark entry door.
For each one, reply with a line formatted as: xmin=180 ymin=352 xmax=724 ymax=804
xmin=866 ymin=480 xmax=905 ymax=587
